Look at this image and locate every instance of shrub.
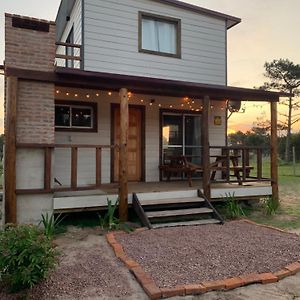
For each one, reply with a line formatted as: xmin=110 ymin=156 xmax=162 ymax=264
xmin=262 ymin=196 xmax=280 ymax=216
xmin=0 ymin=224 xmax=58 ymax=292
xmin=224 ymin=193 xmax=245 ymax=219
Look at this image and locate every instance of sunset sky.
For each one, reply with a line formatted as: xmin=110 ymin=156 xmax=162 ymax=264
xmin=0 ymin=0 xmax=299 ymax=134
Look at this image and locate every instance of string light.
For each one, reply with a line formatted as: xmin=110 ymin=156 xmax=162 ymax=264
xmin=128 ymin=92 xmax=132 ymax=98
xmin=108 ymin=92 xmax=112 ymax=96
xmin=158 ymin=104 xmax=162 ymax=107
xmin=66 ymin=92 xmax=70 ymax=96
xmin=56 ymin=90 xmax=60 ymax=94
xmin=96 ymin=93 xmax=100 ymax=97
xmin=75 ymin=93 xmax=78 ymax=97
xmin=86 ymin=94 xmax=90 ymax=98
xmin=140 ymin=99 xmax=144 ymax=103
xmin=170 ymin=105 xmax=173 ymax=108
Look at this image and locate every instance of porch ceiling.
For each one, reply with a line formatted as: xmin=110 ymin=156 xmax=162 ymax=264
xmin=54 ymin=67 xmax=285 ymax=102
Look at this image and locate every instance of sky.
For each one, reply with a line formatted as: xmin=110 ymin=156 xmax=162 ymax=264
xmin=0 ymin=0 xmax=300 ymax=134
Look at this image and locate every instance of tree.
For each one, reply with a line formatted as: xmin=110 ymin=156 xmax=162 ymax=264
xmin=261 ymin=59 xmax=300 ymax=162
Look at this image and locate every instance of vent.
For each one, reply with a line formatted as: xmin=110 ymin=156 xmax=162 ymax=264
xmin=12 ymin=17 xmax=50 ymax=32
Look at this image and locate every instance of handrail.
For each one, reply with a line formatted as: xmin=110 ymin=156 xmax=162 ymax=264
xmin=198 ymin=189 xmax=224 ymax=224
xmin=56 ymin=41 xmax=81 ymax=48
xmin=15 ymin=143 xmax=118 ymax=195
xmin=55 ymin=41 xmax=82 ymax=68
xmin=16 ymin=143 xmax=119 ymax=149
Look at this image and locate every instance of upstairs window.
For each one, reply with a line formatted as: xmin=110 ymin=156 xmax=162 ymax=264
xmin=139 ymin=12 xmax=181 ymax=58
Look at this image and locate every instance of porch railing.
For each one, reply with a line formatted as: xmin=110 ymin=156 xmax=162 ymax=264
xmin=209 ymin=146 xmax=271 ymax=184
xmin=55 ymin=42 xmax=82 ymax=69
xmin=16 ymin=143 xmax=118 ymax=194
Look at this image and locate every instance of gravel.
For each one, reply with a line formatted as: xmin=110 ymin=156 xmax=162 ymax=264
xmin=117 ymin=221 xmax=300 ymax=288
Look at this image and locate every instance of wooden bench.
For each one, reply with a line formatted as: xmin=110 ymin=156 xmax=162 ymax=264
xmin=159 ymin=156 xmax=202 ymax=187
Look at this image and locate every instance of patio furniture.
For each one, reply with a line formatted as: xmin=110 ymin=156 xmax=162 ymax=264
xmin=159 ymin=155 xmax=202 ymax=187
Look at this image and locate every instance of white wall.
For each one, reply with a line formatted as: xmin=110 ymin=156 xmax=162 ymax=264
xmin=83 ymin=0 xmax=226 ymax=84
xmin=56 ymin=0 xmax=82 ymax=68
xmin=54 ymin=88 xmax=226 ymax=185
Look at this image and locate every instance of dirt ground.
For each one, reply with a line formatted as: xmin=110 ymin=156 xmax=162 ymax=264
xmin=1 ymin=225 xmax=300 ymax=300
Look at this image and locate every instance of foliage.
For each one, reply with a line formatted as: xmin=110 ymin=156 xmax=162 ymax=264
xmin=39 ymin=213 xmax=65 ymax=239
xmin=0 ymin=224 xmax=58 ymax=292
xmin=261 ymin=59 xmax=300 ymax=162
xmin=224 ymin=193 xmax=245 ymax=219
xmin=99 ymin=198 xmax=120 ymax=230
xmin=262 ymin=196 xmax=280 ymax=216
xmin=228 ymin=127 xmax=270 ymax=155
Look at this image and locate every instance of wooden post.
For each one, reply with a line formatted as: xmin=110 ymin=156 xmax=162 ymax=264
xmin=119 ymin=88 xmax=129 ymax=221
xmin=96 ymin=147 xmax=102 ymax=187
xmin=202 ymin=95 xmax=211 ymax=199
xmin=4 ymin=76 xmax=18 ymax=223
xmin=44 ymin=147 xmax=52 ymax=191
xmin=71 ymin=147 xmax=78 ymax=189
xmin=270 ymin=101 xmax=279 ymax=203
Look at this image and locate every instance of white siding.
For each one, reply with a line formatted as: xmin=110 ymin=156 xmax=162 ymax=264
xmin=83 ymin=0 xmax=226 ymax=84
xmin=54 ymin=88 xmax=226 ymax=184
xmin=56 ymin=0 xmax=82 ymax=68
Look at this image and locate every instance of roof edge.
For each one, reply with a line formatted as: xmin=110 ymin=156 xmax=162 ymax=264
xmin=151 ymin=0 xmax=241 ymax=29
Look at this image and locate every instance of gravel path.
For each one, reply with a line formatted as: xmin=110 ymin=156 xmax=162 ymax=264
xmin=117 ymin=221 xmax=300 ymax=289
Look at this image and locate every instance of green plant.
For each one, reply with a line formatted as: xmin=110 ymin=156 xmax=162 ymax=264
xmin=39 ymin=212 xmax=65 ymax=239
xmin=224 ymin=193 xmax=245 ymax=219
xmin=262 ymin=196 xmax=280 ymax=216
xmin=0 ymin=224 xmax=58 ymax=292
xmin=99 ymin=198 xmax=120 ymax=230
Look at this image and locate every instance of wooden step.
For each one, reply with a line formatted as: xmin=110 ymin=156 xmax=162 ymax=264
xmin=152 ymin=219 xmax=221 ymax=228
xmin=146 ymin=207 xmax=213 ymax=219
xmin=142 ymin=197 xmax=204 ymax=206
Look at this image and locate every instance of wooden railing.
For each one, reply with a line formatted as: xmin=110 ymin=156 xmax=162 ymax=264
xmin=55 ymin=42 xmax=82 ymax=69
xmin=209 ymin=146 xmax=271 ymax=184
xmin=16 ymin=143 xmax=118 ymax=194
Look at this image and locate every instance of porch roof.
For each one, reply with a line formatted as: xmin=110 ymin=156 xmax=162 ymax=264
xmin=55 ymin=67 xmax=286 ymax=102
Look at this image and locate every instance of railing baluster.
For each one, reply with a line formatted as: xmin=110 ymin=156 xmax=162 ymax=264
xmin=242 ymin=148 xmax=246 ymax=181
xmin=71 ymin=147 xmax=78 ymax=189
xmin=44 ymin=147 xmax=52 ymax=191
xmin=257 ymin=148 xmax=262 ymax=180
xmin=96 ymin=147 xmax=102 ymax=187
xmin=226 ymin=148 xmax=230 ymax=182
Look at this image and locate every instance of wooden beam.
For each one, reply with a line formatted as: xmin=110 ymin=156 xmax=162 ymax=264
xmin=44 ymin=147 xmax=52 ymax=191
xmin=71 ymin=147 xmax=78 ymax=189
xmin=270 ymin=101 xmax=279 ymax=203
xmin=118 ymin=88 xmax=129 ymax=221
xmin=96 ymin=147 xmax=102 ymax=187
xmin=202 ymin=95 xmax=211 ymax=199
xmin=4 ymin=76 xmax=18 ymax=223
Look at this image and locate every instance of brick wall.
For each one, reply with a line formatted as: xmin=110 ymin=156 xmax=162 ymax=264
xmin=5 ymin=14 xmax=55 ymax=144
xmin=5 ymin=14 xmax=56 ymax=72
xmin=17 ymin=81 xmax=54 ymax=144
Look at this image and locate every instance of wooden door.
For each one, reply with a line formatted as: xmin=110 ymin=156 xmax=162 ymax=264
xmin=113 ymin=106 xmax=142 ymax=182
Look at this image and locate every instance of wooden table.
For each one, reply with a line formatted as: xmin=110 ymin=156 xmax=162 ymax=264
xmin=210 ymin=155 xmax=253 ymax=185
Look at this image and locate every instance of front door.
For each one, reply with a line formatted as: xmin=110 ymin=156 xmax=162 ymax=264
xmin=113 ymin=106 xmax=143 ymax=182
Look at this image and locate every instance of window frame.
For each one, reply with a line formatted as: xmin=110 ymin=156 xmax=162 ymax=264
xmin=55 ymin=100 xmax=98 ymax=132
xmin=138 ymin=11 xmax=181 ymax=59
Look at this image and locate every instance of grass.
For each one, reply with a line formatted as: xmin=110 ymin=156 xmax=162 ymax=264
xmin=245 ymin=159 xmax=300 ymax=230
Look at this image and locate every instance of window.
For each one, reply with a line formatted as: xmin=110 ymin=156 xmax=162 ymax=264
xmin=139 ymin=12 xmax=181 ymax=58
xmin=162 ymin=112 xmax=202 ymax=167
xmin=66 ymin=26 xmax=74 ymax=68
xmin=55 ymin=101 xmax=97 ymax=132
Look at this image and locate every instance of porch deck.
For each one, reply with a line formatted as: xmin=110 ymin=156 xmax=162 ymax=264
xmin=53 ymin=180 xmax=272 ymax=212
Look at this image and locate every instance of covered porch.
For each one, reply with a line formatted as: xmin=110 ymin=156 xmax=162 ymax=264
xmin=12 ymin=65 xmax=282 ymax=221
